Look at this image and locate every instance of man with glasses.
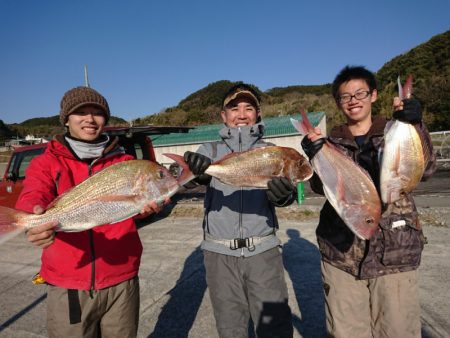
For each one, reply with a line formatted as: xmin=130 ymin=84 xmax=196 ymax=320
xmin=301 ymin=66 xmax=436 ymax=337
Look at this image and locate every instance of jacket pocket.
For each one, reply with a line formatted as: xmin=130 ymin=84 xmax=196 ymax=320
xmin=380 ymin=223 xmax=425 ymax=268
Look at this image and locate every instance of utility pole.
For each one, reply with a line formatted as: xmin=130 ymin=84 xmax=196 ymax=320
xmin=84 ymin=65 xmax=90 ymax=88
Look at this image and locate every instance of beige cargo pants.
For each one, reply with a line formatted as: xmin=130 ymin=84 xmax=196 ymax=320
xmin=46 ymin=277 xmax=139 ymax=338
xmin=321 ymin=261 xmax=421 ymax=338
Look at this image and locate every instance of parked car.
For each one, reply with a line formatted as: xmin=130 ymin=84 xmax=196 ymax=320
xmin=0 ymin=125 xmax=190 ymax=208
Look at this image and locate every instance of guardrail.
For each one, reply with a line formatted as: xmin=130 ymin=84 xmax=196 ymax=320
xmin=430 ymin=130 xmax=450 ymax=162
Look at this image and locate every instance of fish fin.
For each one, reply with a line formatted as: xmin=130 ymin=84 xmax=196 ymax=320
xmin=392 ymin=141 xmax=401 ymax=174
xmin=110 ymin=214 xmax=139 ymax=225
xmin=162 ymin=153 xmax=196 ymax=186
xmin=383 ymin=119 xmax=395 ymax=135
xmin=383 ymin=178 xmax=402 ymax=204
xmin=0 ymin=206 xmax=26 ymax=245
xmin=381 ymin=141 xmax=405 ymax=204
xmin=216 ymin=152 xmax=239 ymax=161
xmin=335 ymin=172 xmax=347 ymax=205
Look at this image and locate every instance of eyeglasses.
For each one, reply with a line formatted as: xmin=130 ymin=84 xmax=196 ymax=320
xmin=337 ymin=90 xmax=371 ymax=104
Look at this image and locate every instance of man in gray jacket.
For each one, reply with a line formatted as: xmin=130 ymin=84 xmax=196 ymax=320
xmin=184 ymin=83 xmax=295 ymax=338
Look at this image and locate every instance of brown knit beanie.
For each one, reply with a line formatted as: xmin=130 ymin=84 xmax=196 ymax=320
xmin=59 ymin=86 xmax=110 ymax=125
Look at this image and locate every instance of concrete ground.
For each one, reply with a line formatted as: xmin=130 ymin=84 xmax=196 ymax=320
xmin=0 ymin=169 xmax=449 ymax=337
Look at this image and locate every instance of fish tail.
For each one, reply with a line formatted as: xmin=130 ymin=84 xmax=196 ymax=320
xmin=290 ymin=108 xmax=313 ymax=134
xmin=300 ymin=108 xmax=314 ymax=132
xmin=403 ymin=75 xmax=413 ymax=99
xmin=163 ymin=153 xmax=196 ymax=186
xmin=398 ymin=75 xmax=413 ymax=99
xmin=0 ymin=206 xmax=26 ymax=244
xmin=397 ymin=76 xmax=403 ymax=99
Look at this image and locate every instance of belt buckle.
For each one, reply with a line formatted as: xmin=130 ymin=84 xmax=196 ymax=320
xmin=230 ymin=237 xmax=255 ymax=251
xmin=230 ymin=238 xmax=246 ymax=250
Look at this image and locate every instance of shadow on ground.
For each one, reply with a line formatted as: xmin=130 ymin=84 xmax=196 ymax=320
xmin=283 ymin=229 xmax=327 ymax=337
xmin=146 ymin=246 xmax=207 ymax=338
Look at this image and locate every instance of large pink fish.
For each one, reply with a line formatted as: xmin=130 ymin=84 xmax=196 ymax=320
xmin=380 ymin=75 xmax=430 ymax=203
xmin=291 ymin=109 xmax=381 ymax=240
xmin=0 ymin=160 xmax=194 ymax=244
xmin=164 ymin=146 xmax=313 ymax=188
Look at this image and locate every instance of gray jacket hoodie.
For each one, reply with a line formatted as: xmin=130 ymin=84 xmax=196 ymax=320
xmin=196 ymin=122 xmax=281 ymax=257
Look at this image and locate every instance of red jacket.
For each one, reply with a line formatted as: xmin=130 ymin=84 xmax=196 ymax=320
xmin=16 ymin=136 xmax=143 ymax=290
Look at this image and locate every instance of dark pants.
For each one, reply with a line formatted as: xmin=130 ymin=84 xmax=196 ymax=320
xmin=204 ymin=247 xmax=293 ymax=338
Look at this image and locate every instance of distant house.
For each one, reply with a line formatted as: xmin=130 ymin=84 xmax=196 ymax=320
xmin=151 ymin=112 xmax=326 ymax=166
xmin=3 ymin=135 xmax=49 ymax=150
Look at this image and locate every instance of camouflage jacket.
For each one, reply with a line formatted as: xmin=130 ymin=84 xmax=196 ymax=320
xmin=310 ymin=116 xmax=436 ymax=279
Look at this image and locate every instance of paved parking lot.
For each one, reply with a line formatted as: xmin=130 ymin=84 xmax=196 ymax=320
xmin=0 ymin=167 xmax=449 ymax=337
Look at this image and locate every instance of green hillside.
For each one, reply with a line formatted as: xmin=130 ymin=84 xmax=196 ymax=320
xmin=376 ymin=30 xmax=450 ymax=131
xmin=140 ymin=81 xmax=337 ymax=128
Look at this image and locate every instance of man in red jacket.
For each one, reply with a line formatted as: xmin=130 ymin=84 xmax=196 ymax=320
xmin=16 ymin=86 xmax=162 ymax=338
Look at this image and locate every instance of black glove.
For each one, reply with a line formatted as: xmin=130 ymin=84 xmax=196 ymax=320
xmin=393 ymin=98 xmax=422 ymax=123
xmin=267 ymin=177 xmax=296 ymax=206
xmin=184 ymin=151 xmax=211 ymax=176
xmin=301 ymin=137 xmax=325 ymax=160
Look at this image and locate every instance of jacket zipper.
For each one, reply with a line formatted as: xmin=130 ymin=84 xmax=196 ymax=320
xmin=238 ymin=127 xmax=244 ymax=256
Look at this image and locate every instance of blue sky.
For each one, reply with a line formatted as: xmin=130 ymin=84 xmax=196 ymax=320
xmin=1 ymin=0 xmax=449 ymax=124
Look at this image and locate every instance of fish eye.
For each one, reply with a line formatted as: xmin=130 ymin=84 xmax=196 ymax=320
xmin=157 ymin=170 xmax=165 ymax=179
xmin=366 ymin=218 xmax=374 ymax=224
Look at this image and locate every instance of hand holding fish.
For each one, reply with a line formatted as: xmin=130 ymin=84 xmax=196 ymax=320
xmin=184 ymin=151 xmax=211 ymax=175
xmin=392 ymin=98 xmax=422 ymax=123
xmin=393 ymin=96 xmax=403 ymax=111
xmin=304 ymin=126 xmax=323 ymax=142
xmin=267 ymin=177 xmax=296 ymax=206
xmin=26 ymin=205 xmax=58 ymax=249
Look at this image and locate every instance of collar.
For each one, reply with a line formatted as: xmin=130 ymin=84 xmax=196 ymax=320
xmin=218 ymin=121 xmax=265 ymax=152
xmin=330 ymin=116 xmax=387 ymax=139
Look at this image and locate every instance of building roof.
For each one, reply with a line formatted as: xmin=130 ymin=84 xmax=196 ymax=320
xmin=150 ymin=111 xmax=325 ymax=146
